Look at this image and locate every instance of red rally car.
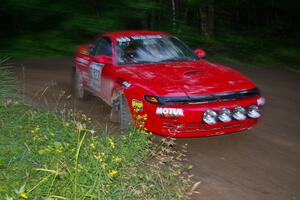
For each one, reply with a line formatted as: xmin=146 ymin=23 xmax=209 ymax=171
xmin=73 ymin=30 xmax=265 ymax=137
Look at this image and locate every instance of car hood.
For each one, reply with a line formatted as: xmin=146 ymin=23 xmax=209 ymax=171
xmin=120 ymin=60 xmax=257 ymax=97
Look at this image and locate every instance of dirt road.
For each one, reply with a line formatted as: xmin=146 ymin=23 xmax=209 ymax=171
xmin=14 ymin=58 xmax=300 ymax=200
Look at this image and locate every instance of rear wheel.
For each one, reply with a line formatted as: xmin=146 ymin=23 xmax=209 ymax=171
xmin=73 ymin=69 xmax=89 ymax=100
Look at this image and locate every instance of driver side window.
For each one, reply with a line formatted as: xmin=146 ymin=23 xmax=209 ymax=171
xmin=90 ymin=37 xmax=112 ymax=56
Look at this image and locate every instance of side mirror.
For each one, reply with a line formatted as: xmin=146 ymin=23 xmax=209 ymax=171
xmin=194 ymin=48 xmax=206 ymax=58
xmin=95 ymin=55 xmax=113 ymax=65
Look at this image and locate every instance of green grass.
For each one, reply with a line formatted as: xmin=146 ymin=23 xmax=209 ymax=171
xmin=0 ymin=107 xmax=190 ymax=199
xmin=0 ymin=62 xmax=191 ymax=199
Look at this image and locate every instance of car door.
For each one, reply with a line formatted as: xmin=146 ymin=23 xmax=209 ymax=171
xmin=88 ymin=37 xmax=113 ymax=96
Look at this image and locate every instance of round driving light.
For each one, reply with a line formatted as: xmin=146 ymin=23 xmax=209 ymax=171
xmin=232 ymin=106 xmax=247 ymax=120
xmin=218 ymin=108 xmax=232 ymax=122
xmin=247 ymin=105 xmax=261 ymax=118
xmin=203 ymin=109 xmax=217 ymax=124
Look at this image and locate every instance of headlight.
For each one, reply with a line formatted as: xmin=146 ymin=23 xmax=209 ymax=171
xmin=232 ymin=106 xmax=247 ymax=120
xmin=247 ymin=105 xmax=261 ymax=118
xmin=218 ymin=108 xmax=232 ymax=122
xmin=203 ymin=109 xmax=217 ymax=124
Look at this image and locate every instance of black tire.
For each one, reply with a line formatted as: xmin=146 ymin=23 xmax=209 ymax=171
xmin=119 ymin=93 xmax=133 ymax=133
xmin=73 ymin=69 xmax=89 ymax=100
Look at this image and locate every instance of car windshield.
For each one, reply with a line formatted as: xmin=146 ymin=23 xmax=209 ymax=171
xmin=116 ymin=35 xmax=200 ymax=65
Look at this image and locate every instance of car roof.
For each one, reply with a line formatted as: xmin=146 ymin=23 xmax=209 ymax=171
xmin=101 ymin=30 xmax=170 ymax=40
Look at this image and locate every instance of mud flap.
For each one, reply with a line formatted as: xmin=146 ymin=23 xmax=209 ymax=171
xmin=73 ymin=70 xmax=89 ymax=100
xmin=119 ymin=93 xmax=133 ymax=133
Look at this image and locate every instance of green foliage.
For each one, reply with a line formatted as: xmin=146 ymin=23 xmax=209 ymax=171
xmin=0 ymin=64 xmax=191 ymax=199
xmin=0 ymin=0 xmax=298 ymax=72
xmin=0 ymin=105 xmax=190 ymax=199
xmin=0 ymin=32 xmax=76 ymax=58
xmin=205 ymin=32 xmax=300 ymax=73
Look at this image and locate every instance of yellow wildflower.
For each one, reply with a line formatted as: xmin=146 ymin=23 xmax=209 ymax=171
xmin=19 ymin=192 xmax=28 ymax=199
xmin=81 ymin=114 xmax=91 ymax=122
xmin=113 ymin=156 xmax=122 ymax=162
xmin=33 ymin=135 xmax=41 ymax=141
xmin=108 ymin=138 xmax=115 ymax=149
xmin=76 ymin=122 xmax=86 ymax=131
xmin=94 ymin=152 xmax=105 ymax=162
xmin=31 ymin=126 xmax=40 ymax=134
xmin=142 ymin=114 xmax=148 ymax=121
xmin=90 ymin=143 xmax=96 ymax=149
xmin=108 ymin=170 xmax=118 ymax=177
xmin=136 ymin=115 xmax=143 ymax=120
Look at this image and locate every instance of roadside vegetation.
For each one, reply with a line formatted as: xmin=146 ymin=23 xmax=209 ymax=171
xmin=0 ymin=60 xmax=192 ymax=199
xmin=204 ymin=34 xmax=300 ymax=74
xmin=0 ymin=0 xmax=299 ymax=73
xmin=1 ymin=32 xmax=298 ymax=74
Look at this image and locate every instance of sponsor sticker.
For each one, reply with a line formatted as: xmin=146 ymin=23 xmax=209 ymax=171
xmin=122 ymin=81 xmax=131 ymax=88
xmin=89 ymin=62 xmax=104 ymax=92
xmin=132 ymin=99 xmax=143 ymax=111
xmin=156 ymin=107 xmax=184 ymax=117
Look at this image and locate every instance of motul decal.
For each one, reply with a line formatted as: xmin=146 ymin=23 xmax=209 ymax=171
xmin=156 ymin=107 xmax=184 ymax=117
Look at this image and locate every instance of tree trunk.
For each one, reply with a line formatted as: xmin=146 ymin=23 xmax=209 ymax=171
xmin=171 ymin=0 xmax=176 ymax=33
xmin=207 ymin=0 xmax=215 ymax=36
xmin=200 ymin=0 xmax=214 ymax=37
xmin=200 ymin=8 xmax=207 ymax=36
xmin=236 ymin=0 xmax=240 ymax=25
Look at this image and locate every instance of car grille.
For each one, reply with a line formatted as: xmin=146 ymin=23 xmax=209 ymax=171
xmin=158 ymin=88 xmax=260 ymax=105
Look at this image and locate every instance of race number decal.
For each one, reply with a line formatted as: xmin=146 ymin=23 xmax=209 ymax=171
xmin=89 ymin=62 xmax=104 ymax=92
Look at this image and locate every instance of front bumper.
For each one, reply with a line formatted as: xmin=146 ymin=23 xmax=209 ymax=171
xmin=143 ymin=96 xmax=262 ymax=138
